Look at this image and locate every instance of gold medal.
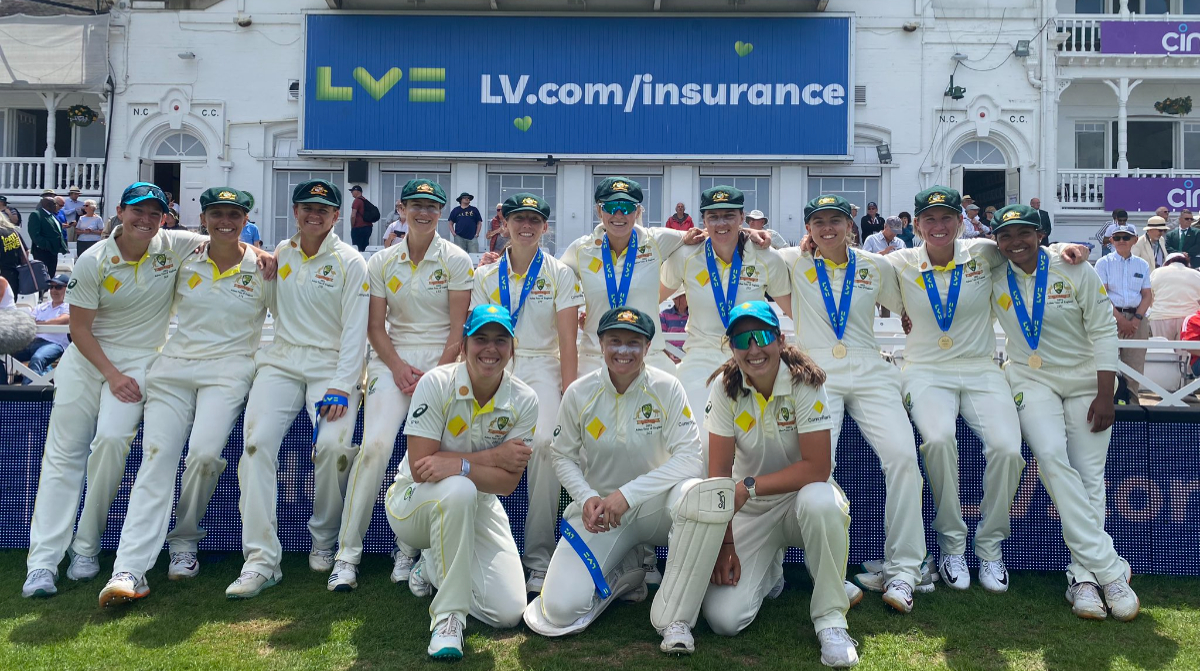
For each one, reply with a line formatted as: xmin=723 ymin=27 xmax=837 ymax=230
xmin=832 ymin=342 xmax=848 ymax=359
xmin=938 ymin=335 xmax=954 ymax=350
xmin=1028 ymin=353 xmax=1043 ymax=369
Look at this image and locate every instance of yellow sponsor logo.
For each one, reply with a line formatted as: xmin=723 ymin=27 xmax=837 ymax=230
xmin=447 ymin=416 xmax=468 ymax=437
xmin=387 ymin=277 xmax=401 ymax=293
xmin=102 ymin=276 xmax=122 ymax=294
xmin=812 ymin=400 xmax=825 ymax=414
xmin=187 ymin=273 xmax=202 ymax=290
xmin=586 ymin=417 xmax=606 ymax=440
xmin=735 ymin=411 xmax=756 ymax=432
xmin=588 ymin=257 xmax=603 ymax=273
xmin=695 ymin=270 xmax=710 ymax=287
xmin=279 ymin=264 xmax=292 ymax=280
xmin=998 ymin=294 xmax=1012 ymax=310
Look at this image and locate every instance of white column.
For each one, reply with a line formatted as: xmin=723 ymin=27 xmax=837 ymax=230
xmin=39 ymin=92 xmax=66 ymax=192
xmin=1104 ymin=78 xmax=1142 ymax=177
xmin=1119 ymin=0 xmax=1131 ymax=18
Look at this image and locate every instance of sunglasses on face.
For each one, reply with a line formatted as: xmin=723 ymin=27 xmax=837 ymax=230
xmin=601 ymin=201 xmax=638 ymax=216
xmin=730 ymin=329 xmax=779 ymax=350
xmin=1111 ymin=235 xmax=1134 ymax=242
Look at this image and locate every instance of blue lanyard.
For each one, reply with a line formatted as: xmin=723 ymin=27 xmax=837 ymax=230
xmin=601 ymin=230 xmax=638 ymax=309
xmin=498 ymin=249 xmax=544 ymax=329
xmin=813 ymin=252 xmax=856 ymax=341
xmin=1007 ymin=249 xmax=1049 ymax=352
xmin=704 ymin=240 xmax=743 ymax=329
xmin=559 ymin=518 xmax=612 ymax=599
xmin=922 ymin=263 xmax=964 ymax=334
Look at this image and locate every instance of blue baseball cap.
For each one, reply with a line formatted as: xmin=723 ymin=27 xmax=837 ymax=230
xmin=725 ymin=301 xmax=780 ymax=336
xmin=120 ymin=182 xmax=169 ymax=212
xmin=464 ymin=304 xmax=515 ymax=337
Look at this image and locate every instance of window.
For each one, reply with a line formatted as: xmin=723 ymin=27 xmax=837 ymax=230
xmin=153 ymin=131 xmax=206 ymax=159
xmin=1130 ymin=0 xmax=1170 ymax=12
xmin=380 ymin=172 xmax=451 ymax=212
xmin=272 ymin=170 xmax=345 ymax=247
xmin=951 ymin=140 xmax=1005 ymax=166
xmin=1184 ymin=123 xmax=1200 ymax=169
xmin=591 ymin=174 xmax=665 ymax=229
xmin=806 ymin=177 xmax=880 ymax=214
xmin=1114 ymin=121 xmax=1175 ymax=170
xmin=487 ymin=173 xmax=559 ymax=254
xmin=1075 ymin=122 xmax=1108 ymax=169
xmin=1074 ymin=0 xmax=1105 ymax=12
xmin=698 ymin=177 xmax=771 ymax=218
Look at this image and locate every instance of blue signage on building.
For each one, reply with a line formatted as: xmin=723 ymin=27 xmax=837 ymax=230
xmin=303 ymin=14 xmax=853 ymax=158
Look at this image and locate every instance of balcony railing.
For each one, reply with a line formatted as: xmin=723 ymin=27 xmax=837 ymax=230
xmin=0 ymin=158 xmax=105 ymax=196
xmin=1058 ymin=168 xmax=1200 ymax=209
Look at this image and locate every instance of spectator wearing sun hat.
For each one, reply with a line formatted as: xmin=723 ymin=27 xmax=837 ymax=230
xmin=1133 ymin=216 xmax=1170 ymax=270
xmin=447 ymin=192 xmax=483 ymax=253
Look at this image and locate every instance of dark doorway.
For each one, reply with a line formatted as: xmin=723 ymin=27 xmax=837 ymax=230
xmin=962 ymin=169 xmax=1006 ymax=212
xmin=14 ymin=109 xmax=72 ymax=158
xmin=152 ymin=163 xmax=181 ymax=207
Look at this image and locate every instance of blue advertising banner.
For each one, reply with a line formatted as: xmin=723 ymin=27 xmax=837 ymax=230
xmin=302 ymin=14 xmax=853 ymax=159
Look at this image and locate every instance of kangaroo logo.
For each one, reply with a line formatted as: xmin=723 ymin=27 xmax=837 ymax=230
xmin=717 ymin=491 xmax=727 ymax=509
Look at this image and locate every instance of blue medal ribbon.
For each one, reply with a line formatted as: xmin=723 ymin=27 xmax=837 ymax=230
xmin=559 ymin=518 xmax=612 ymax=599
xmin=601 ymin=230 xmax=638 ymax=309
xmin=311 ymin=393 xmax=349 ymax=445
xmin=813 ymin=252 xmax=856 ymax=341
xmin=1007 ymin=248 xmax=1049 ymax=353
xmin=499 ymin=249 xmax=544 ymax=329
xmin=922 ymin=263 xmax=964 ymax=335
xmin=704 ymin=240 xmax=743 ymax=329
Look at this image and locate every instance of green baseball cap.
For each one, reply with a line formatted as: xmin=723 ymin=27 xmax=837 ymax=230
xmin=502 ymin=192 xmax=550 ymax=219
xmin=990 ymin=204 xmax=1041 ymax=234
xmin=700 ymin=186 xmax=745 ymax=211
xmin=913 ymin=186 xmax=962 ymax=216
xmin=402 ymin=179 xmax=448 ymax=205
xmin=200 ymin=187 xmax=252 ymax=212
xmin=594 ymin=177 xmax=643 ymax=204
xmin=804 ymin=194 xmax=853 ymax=222
xmin=463 ymin=304 xmax=515 ymax=337
xmin=292 ymin=179 xmax=342 ymax=207
xmin=597 ymin=306 xmax=656 ymax=340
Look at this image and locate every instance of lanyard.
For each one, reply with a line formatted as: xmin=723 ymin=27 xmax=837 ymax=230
xmin=559 ymin=518 xmax=612 ymax=599
xmin=813 ymin=251 xmax=856 ymax=341
xmin=922 ymin=263 xmax=963 ymax=334
xmin=1007 ymin=249 xmax=1049 ymax=352
xmin=498 ymin=249 xmax=544 ymax=329
xmin=601 ymin=230 xmax=638 ymax=309
xmin=704 ymin=240 xmax=743 ymax=329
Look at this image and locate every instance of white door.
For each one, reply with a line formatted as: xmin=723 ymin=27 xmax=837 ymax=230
xmin=178 ymin=162 xmax=206 ymax=230
xmin=138 ymin=159 xmax=154 ymax=183
xmin=949 ymin=165 xmax=964 ymax=193
xmin=1005 ymin=167 xmax=1021 ymax=205
xmin=15 ymin=111 xmax=37 ymax=156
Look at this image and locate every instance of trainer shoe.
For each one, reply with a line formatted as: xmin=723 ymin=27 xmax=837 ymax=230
xmin=620 ymin=579 xmax=649 ymax=603
xmin=168 ymin=552 xmax=199 ymax=580
xmin=767 ymin=575 xmax=786 ymax=599
xmin=979 ymin=559 xmax=1010 ymax=593
xmin=817 ymin=627 xmax=859 ymax=668
xmin=99 ymin=572 xmax=149 ymax=608
xmin=645 ymin=558 xmax=663 ymax=587
xmin=883 ymin=579 xmax=914 ymax=614
xmin=1102 ymin=579 xmax=1140 ymax=622
xmin=938 ymin=554 xmax=970 ymax=591
xmin=1066 ymin=581 xmax=1106 ymax=620
xmin=22 ymin=569 xmax=57 ymax=598
xmin=659 ymin=621 xmax=695 ymax=655
xmin=309 ymin=548 xmax=335 ymax=572
xmin=327 ymin=561 xmax=357 ymax=592
xmin=66 ymin=549 xmax=100 ymax=582
xmin=526 ymin=569 xmax=547 ymax=593
xmin=390 ymin=549 xmax=416 ymax=583
xmin=225 ymin=571 xmax=279 ymax=599
xmin=428 ymin=613 xmax=464 ymax=660
xmin=409 ymin=555 xmax=432 ymax=598
xmin=844 ymin=580 xmax=863 ymax=608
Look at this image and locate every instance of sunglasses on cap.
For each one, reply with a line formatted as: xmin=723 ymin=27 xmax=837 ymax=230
xmin=601 ymin=201 xmax=638 ymax=216
xmin=122 ymin=182 xmax=168 ymax=208
xmin=1111 ymin=234 xmax=1134 ymax=242
xmin=730 ymin=329 xmax=779 ymax=350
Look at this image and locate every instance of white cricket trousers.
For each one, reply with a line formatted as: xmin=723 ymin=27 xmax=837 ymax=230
xmin=579 ymin=349 xmax=677 ymax=377
xmin=386 ymin=476 xmax=526 ymax=631
xmin=27 ymin=344 xmax=158 ymax=573
xmin=336 ymin=348 xmax=441 ymax=566
xmin=238 ymin=343 xmax=363 ymax=580
xmin=901 ymin=359 xmax=1026 ymax=561
xmin=814 ymin=349 xmax=926 ymax=588
xmin=111 ymin=354 xmax=255 ymax=578
xmin=702 ymin=482 xmax=852 ymax=635
xmin=677 ymin=346 xmax=730 ymax=419
xmin=513 ymin=354 xmax=564 ymax=575
xmin=1005 ymin=363 xmax=1129 ymax=586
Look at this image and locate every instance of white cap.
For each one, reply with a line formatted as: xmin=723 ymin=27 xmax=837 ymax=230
xmin=1164 ymin=252 xmax=1190 ymax=266
xmin=748 ymin=209 xmax=766 ymax=220
xmin=1109 ymin=222 xmax=1138 ymax=237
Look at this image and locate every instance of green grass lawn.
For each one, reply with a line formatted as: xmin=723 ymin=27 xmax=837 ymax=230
xmin=0 ymin=550 xmax=1197 ymax=670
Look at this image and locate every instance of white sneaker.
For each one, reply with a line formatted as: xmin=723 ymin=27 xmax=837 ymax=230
xmin=1102 ymin=579 xmax=1140 ymax=622
xmin=427 ymin=614 xmax=464 ymax=660
xmin=767 ymin=575 xmax=786 ymax=599
xmin=309 ymin=548 xmax=335 ymax=572
xmin=620 ymin=579 xmax=649 ymax=603
xmin=882 ymin=579 xmax=914 ymax=614
xmin=526 ymin=569 xmax=546 ymax=593
xmin=327 ymin=560 xmax=358 ymax=592
xmin=390 ymin=550 xmax=416 ymax=583
xmin=817 ymin=627 xmax=859 ymax=668
xmin=659 ymin=621 xmax=695 ymax=655
xmin=22 ymin=569 xmax=57 ymax=598
xmin=99 ymin=572 xmax=149 ymax=608
xmin=844 ymin=580 xmax=863 ymax=608
xmin=168 ymin=552 xmax=199 ymax=580
xmin=225 ymin=571 xmax=279 ymax=599
xmin=938 ymin=554 xmax=970 ymax=591
xmin=409 ymin=555 xmax=432 ymax=598
xmin=645 ymin=561 xmax=663 ymax=587
xmin=66 ymin=550 xmax=100 ymax=582
xmin=979 ymin=559 xmax=1009 ymax=593
xmin=1066 ymin=582 xmax=1107 ymax=620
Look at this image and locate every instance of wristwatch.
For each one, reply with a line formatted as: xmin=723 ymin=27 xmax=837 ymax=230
xmin=1133 ymin=313 xmax=1145 ymax=320
xmin=459 ymin=458 xmax=471 ymax=477
xmin=742 ymin=476 xmax=758 ymax=500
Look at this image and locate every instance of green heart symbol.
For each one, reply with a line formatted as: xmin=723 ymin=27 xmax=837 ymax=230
xmin=734 ymin=41 xmax=754 ymax=57
xmin=352 ymin=67 xmax=403 ymax=101
xmin=514 ymin=116 xmax=532 ymax=132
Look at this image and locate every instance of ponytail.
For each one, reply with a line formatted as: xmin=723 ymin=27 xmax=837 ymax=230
xmin=706 ymin=343 xmax=826 ymax=400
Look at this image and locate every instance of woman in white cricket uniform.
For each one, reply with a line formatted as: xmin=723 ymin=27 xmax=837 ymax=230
xmin=228 ymin=179 xmax=369 ymax=599
xmin=778 ymin=195 xmax=928 ymax=613
xmin=524 ymin=306 xmax=733 ymax=655
xmin=701 ymin=302 xmax=858 ymax=669
xmin=989 ymin=205 xmax=1139 ymax=621
xmin=471 ymin=192 xmax=583 ymax=592
xmin=386 ymin=304 xmax=536 ymax=660
xmin=328 ymin=179 xmax=471 ymax=592
xmin=98 ymin=187 xmax=273 ymax=606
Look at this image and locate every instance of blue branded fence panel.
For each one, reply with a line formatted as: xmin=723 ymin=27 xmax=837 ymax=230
xmin=1148 ymin=413 xmax=1200 ymax=576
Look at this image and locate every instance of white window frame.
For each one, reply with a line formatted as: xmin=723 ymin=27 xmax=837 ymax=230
xmin=1075 ymin=120 xmax=1110 ymax=170
xmin=590 ymin=169 xmax=667 ymax=229
xmin=698 ymin=176 xmax=773 ymax=220
xmin=271 ymin=169 xmax=346 ymax=248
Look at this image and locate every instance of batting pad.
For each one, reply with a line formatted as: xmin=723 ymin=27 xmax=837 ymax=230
xmin=651 ymin=477 xmax=736 ymax=631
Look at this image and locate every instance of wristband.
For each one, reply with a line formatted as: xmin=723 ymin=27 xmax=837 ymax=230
xmin=460 ymin=458 xmax=471 ymax=477
xmin=311 ymin=393 xmax=351 ymax=445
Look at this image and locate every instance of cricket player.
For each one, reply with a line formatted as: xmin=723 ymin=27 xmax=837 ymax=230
xmin=524 ymin=307 xmax=735 ymax=656
xmin=385 ymin=304 xmax=536 ymax=660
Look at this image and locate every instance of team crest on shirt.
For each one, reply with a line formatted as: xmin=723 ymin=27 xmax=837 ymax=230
xmin=313 ymin=264 xmax=337 ymax=288
xmin=152 ymin=253 xmax=175 ymax=278
xmin=740 ymin=265 xmax=760 ymax=287
xmin=634 ymin=402 xmax=664 ymax=435
xmin=428 ymin=268 xmax=449 ymax=289
xmin=1049 ymin=280 xmax=1072 ymax=302
xmin=854 ymin=266 xmax=874 ymax=289
xmin=903 ymin=393 xmax=913 ymax=412
xmin=486 ymin=413 xmax=515 ymax=445
xmin=775 ymin=405 xmax=797 ymax=430
xmin=1013 ymin=392 xmax=1025 ymax=411
xmin=232 ymin=273 xmax=256 ymax=296
xmin=530 ymin=276 xmax=552 ymax=299
xmin=634 ymin=244 xmax=653 ymax=263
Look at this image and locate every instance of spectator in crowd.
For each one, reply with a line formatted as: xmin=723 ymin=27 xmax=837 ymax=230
xmin=166 ymin=191 xmax=179 ymax=211
xmin=961 ymin=194 xmax=974 ymax=213
xmin=60 ymin=187 xmax=84 ymax=240
xmin=1133 ymin=216 xmax=1169 ymax=270
xmin=241 ymin=219 xmax=263 ymax=247
xmin=75 ymin=200 xmax=104 ymax=257
xmin=12 ymin=274 xmax=70 ymax=382
xmin=848 ymin=204 xmax=862 ymax=245
xmin=1097 ymin=209 xmax=1128 ymax=257
xmin=666 ymin=202 xmax=695 ymax=231
xmin=161 ymin=209 xmax=186 ymax=231
xmin=980 ymin=205 xmax=997 ymax=230
xmin=896 ymin=211 xmax=915 ymax=248
xmin=486 ymin=203 xmax=508 ymax=252
xmin=1166 ymin=208 xmax=1200 ymax=269
xmin=447 ymin=192 xmax=482 ymax=252
xmin=383 ymin=210 xmax=407 ymax=247
xmin=1148 ymin=252 xmax=1200 ymax=342
xmin=962 ymin=204 xmax=991 ymax=238
xmin=1155 ymin=205 xmax=1175 ymax=229
xmin=1182 ymin=307 xmax=1200 ymax=377
xmin=1 ymin=212 xmax=23 ymax=292
xmin=103 ymin=213 xmax=120 ymax=238
xmin=745 ymin=209 xmax=788 ymax=248
xmin=1094 ymin=222 xmax=1153 ymax=404
xmin=1030 ymin=197 xmax=1053 ymax=245
xmin=349 ymin=185 xmax=373 ymax=252
xmin=862 ymin=216 xmax=906 ymax=255
xmin=660 ymin=288 xmax=688 ymax=363
xmin=0 ymin=195 xmax=20 ymax=227
xmin=860 ymin=201 xmax=886 ymax=238
xmin=0 ymin=270 xmax=12 ymax=309
xmin=28 ymin=194 xmax=67 ymax=279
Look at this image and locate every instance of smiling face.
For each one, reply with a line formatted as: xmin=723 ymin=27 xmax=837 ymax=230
xmin=201 ymin=204 xmax=247 ymax=245
xmin=915 ymin=206 xmax=962 ymax=251
xmin=116 ymin=201 xmax=166 ymax=243
xmin=504 ymin=211 xmax=548 ymax=247
xmin=600 ymin=329 xmax=650 ymax=378
xmin=805 ymin=210 xmax=852 ymax=255
xmin=292 ymin=202 xmax=339 ymax=238
xmin=994 ymin=225 xmax=1041 ymax=267
xmin=729 ymin=317 xmax=783 ymax=379
xmin=464 ymin=323 xmax=514 ymax=380
xmin=401 ymin=199 xmax=443 ymax=235
xmin=1181 ymin=210 xmax=1194 ymax=229
xmin=702 ymin=208 xmax=744 ymax=242
xmin=1111 ymin=231 xmax=1137 ymax=255
xmin=596 ymin=202 xmax=641 ymax=238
